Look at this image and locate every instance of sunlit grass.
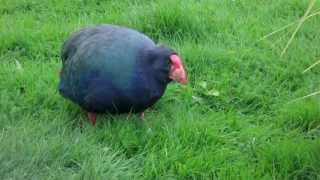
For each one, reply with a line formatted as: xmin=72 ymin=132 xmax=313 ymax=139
xmin=0 ymin=0 xmax=319 ymax=179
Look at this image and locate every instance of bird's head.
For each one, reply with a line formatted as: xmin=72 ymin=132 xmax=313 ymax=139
xmin=147 ymin=45 xmax=187 ymax=85
xmin=168 ymin=54 xmax=187 ymax=85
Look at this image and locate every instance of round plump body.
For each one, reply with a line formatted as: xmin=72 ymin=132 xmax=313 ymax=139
xmin=59 ymin=24 xmax=171 ymax=113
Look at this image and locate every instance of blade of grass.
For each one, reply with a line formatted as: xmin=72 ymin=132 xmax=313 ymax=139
xmin=303 ymin=59 xmax=320 ymax=73
xmin=280 ymin=0 xmax=316 ymax=57
xmin=289 ymin=90 xmax=320 ymax=103
xmin=259 ymin=10 xmax=320 ymax=41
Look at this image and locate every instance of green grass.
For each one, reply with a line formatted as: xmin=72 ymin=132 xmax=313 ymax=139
xmin=1 ymin=0 xmax=320 ymax=179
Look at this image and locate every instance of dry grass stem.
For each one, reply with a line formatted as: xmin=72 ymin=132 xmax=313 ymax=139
xmin=280 ymin=0 xmax=316 ymax=57
xmin=303 ymin=59 xmax=320 ymax=73
xmin=259 ymin=10 xmax=320 ymax=41
xmin=289 ymin=90 xmax=320 ymax=103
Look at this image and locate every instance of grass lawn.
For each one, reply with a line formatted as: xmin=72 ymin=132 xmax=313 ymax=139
xmin=1 ymin=0 xmax=320 ymax=179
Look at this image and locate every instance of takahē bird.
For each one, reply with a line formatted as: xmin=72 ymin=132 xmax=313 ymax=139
xmin=58 ymin=24 xmax=187 ymax=125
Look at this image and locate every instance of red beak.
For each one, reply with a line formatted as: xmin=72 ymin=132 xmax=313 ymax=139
xmin=169 ymin=54 xmax=187 ymax=85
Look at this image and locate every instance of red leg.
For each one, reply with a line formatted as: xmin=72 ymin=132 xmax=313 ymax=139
xmin=87 ymin=112 xmax=96 ymax=125
xmin=139 ymin=112 xmax=145 ymax=120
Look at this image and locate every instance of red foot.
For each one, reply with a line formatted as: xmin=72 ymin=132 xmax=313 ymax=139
xmin=87 ymin=112 xmax=96 ymax=126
